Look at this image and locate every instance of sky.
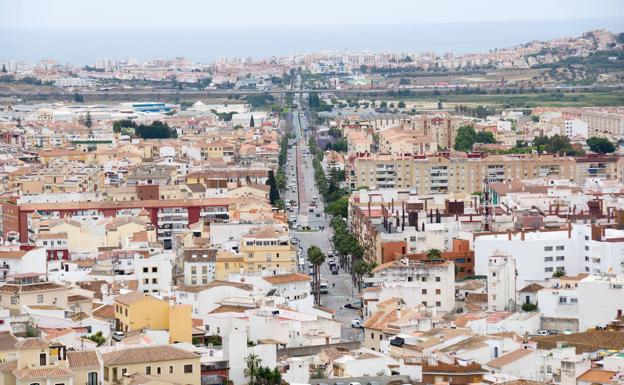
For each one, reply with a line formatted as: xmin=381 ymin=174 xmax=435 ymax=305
xmin=2 ymin=0 xmax=624 ymax=29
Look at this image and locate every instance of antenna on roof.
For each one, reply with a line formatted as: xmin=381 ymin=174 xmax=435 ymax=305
xmin=481 ymin=179 xmax=493 ymax=232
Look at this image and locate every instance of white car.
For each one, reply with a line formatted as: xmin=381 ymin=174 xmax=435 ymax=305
xmin=112 ymin=331 xmax=125 ymax=341
xmin=351 ymin=319 xmax=363 ymax=328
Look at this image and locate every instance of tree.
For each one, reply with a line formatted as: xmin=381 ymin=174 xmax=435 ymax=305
xmin=325 ymin=195 xmax=348 ymax=218
xmin=426 ymin=248 xmax=443 ymax=260
xmin=453 ymin=125 xmax=477 ymax=152
xmin=521 ymin=303 xmax=538 ymax=312
xmin=329 ymin=138 xmax=348 ymax=153
xmin=397 ymin=101 xmax=406 ymax=109
xmin=1 ymin=64 xmax=6 ymax=73
xmin=84 ymin=111 xmax=93 ymax=129
xmin=73 ymin=92 xmax=84 ymax=103
xmin=250 ymin=115 xmax=255 ymax=128
xmin=553 ymin=269 xmax=566 ymax=278
xmin=352 ymin=259 xmax=373 ymax=291
xmin=266 ymin=170 xmax=280 ymax=205
xmin=308 ymin=246 xmax=326 ymax=305
xmin=310 ymin=367 xmax=326 ymax=379
xmin=587 ymin=136 xmax=615 ymax=154
xmin=379 ymin=101 xmax=388 ymax=108
xmin=85 ymin=331 xmax=106 ymax=346
xmin=244 ymin=354 xmax=262 ymax=385
xmin=135 ymin=121 xmax=176 ymax=139
xmin=475 ymin=131 xmax=495 ymax=144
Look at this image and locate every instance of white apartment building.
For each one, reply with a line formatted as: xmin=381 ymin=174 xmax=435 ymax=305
xmin=487 ymin=254 xmax=516 ymax=312
xmin=563 ymin=119 xmax=589 ymax=139
xmin=474 ymin=224 xmax=624 ymax=288
xmin=365 ymin=258 xmax=455 ymax=314
xmin=182 ymin=251 xmax=216 ymax=286
xmin=174 ymin=281 xmax=255 ymax=318
xmin=134 ymin=254 xmax=173 ymax=295
xmin=537 ymin=273 xmax=624 ymax=331
xmin=0 ymin=247 xmax=47 ymax=282
xmin=54 ymin=77 xmax=97 ymax=88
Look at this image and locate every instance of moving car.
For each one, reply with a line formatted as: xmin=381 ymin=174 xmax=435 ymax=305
xmin=319 ymin=280 xmax=329 ymax=294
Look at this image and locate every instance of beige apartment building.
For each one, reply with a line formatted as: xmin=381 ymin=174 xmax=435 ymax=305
xmin=102 ymin=345 xmax=201 ymax=385
xmin=348 ymin=153 xmax=620 ymax=194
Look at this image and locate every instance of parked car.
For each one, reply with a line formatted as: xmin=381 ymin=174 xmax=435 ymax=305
xmin=351 ymin=319 xmax=363 ymax=328
xmin=344 ymin=301 xmax=363 ymax=310
xmin=112 ymin=331 xmax=125 ymax=341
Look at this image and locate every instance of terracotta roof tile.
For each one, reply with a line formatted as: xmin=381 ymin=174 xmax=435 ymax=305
xmin=13 ymin=367 xmax=73 ymax=380
xmin=103 ymin=345 xmax=199 ymax=365
xmin=15 ymin=338 xmax=49 ymax=349
xmin=67 ymin=350 xmax=101 ymax=369
xmin=487 ymin=348 xmax=534 ymax=369
xmin=263 ymin=273 xmax=310 ymax=285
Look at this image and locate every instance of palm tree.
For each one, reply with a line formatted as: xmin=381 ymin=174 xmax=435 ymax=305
xmin=307 ymin=245 xmax=326 ymax=305
xmin=244 ymin=353 xmax=262 ymax=385
xmin=353 ymin=259 xmax=371 ymax=292
xmin=425 ymin=248 xmax=443 ymax=260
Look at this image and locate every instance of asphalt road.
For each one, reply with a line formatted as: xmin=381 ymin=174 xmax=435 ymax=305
xmin=285 ymin=104 xmax=363 ymax=342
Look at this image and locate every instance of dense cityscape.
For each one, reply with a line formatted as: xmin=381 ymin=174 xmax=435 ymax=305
xmin=1 ymin=2 xmax=624 ymax=385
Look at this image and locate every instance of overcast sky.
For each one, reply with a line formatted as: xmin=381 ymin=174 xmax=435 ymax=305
xmin=2 ymin=0 xmax=624 ymax=29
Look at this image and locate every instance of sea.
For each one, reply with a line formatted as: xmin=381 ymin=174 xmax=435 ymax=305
xmin=1 ymin=18 xmax=623 ymax=65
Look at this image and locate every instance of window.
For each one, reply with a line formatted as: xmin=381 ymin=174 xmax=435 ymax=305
xmin=169 ymin=366 xmax=174 ymax=374
xmin=544 ymin=246 xmax=553 ymax=251
xmin=421 ymin=289 xmax=427 ymax=295
xmin=544 ymin=257 xmax=553 ymax=262
xmin=39 ymin=353 xmax=46 ymax=366
xmin=559 ymin=296 xmax=567 ymax=304
xmin=370 ymin=333 xmax=374 ymax=339
xmin=585 ymin=245 xmax=590 ymax=251
xmin=422 ymin=301 xmax=427 ymax=306
xmin=191 ymin=266 xmax=197 ymax=274
xmin=407 ymin=276 xmax=413 ymax=282
xmin=545 ymin=267 xmax=553 ymax=272
xmin=152 ymin=278 xmax=158 ymax=284
xmin=435 ymin=276 xmax=441 ymax=282
xmin=421 ymin=277 xmax=427 ymax=282
xmin=556 ymin=245 xmax=564 ymax=251
xmin=143 ymin=267 xmax=148 ymax=273
xmin=157 ymin=367 xmax=161 ymax=375
xmin=556 ymin=256 xmax=565 ymax=261
xmin=570 ymin=298 xmax=578 ymax=304
xmin=184 ymin=364 xmax=193 ymax=374
xmin=145 ymin=366 xmax=152 ymax=375
xmin=435 ymin=301 xmax=441 ymax=307
xmin=152 ymin=267 xmax=157 ymax=272
xmin=10 ymin=296 xmax=17 ymax=305
xmin=435 ymin=289 xmax=441 ymax=295
xmin=87 ymin=372 xmax=98 ymax=385
xmin=37 ymin=294 xmax=43 ymax=303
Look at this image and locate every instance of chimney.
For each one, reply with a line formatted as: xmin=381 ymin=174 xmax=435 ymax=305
xmin=520 ymin=229 xmax=525 ymax=241
xmin=507 ymin=229 xmax=512 ymax=241
xmin=429 ymin=209 xmax=433 ymax=223
xmin=567 ymin=222 xmax=572 ymax=238
xmin=368 ymin=201 xmax=371 ymax=217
